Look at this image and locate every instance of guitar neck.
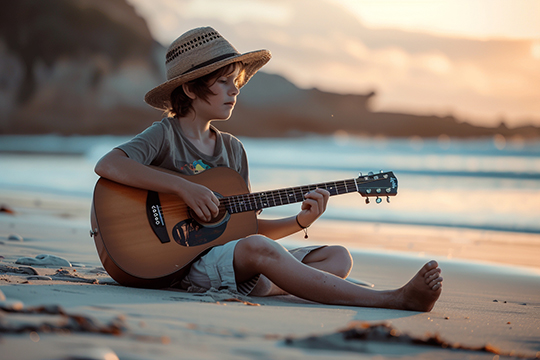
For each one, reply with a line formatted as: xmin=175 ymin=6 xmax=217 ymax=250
xmin=222 ymin=178 xmax=363 ymax=214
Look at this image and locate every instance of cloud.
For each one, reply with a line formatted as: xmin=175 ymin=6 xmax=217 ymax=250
xmin=128 ymin=0 xmax=540 ymax=126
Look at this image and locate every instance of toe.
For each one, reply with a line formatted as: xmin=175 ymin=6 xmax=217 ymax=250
xmin=428 ymin=276 xmax=443 ymax=289
xmin=423 ymin=260 xmax=439 ymax=274
xmin=424 ymin=268 xmax=441 ymax=278
xmin=425 ymin=272 xmax=439 ymax=284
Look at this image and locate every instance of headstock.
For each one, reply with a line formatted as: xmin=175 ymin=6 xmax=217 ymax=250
xmin=355 ymin=171 xmax=398 ymax=204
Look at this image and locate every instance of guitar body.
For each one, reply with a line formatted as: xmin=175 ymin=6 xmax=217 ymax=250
xmin=91 ymin=167 xmax=257 ymax=288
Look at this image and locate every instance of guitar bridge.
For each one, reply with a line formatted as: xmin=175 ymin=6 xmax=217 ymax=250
xmin=146 ymin=191 xmax=170 ymax=243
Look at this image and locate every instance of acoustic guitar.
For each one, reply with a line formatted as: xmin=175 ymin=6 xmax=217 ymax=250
xmin=90 ymin=166 xmax=398 ymax=288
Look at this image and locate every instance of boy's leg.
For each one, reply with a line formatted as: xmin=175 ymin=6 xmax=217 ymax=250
xmin=250 ymin=245 xmax=352 ymax=297
xmin=300 ymin=245 xmax=353 ymax=279
xmin=233 ymin=235 xmax=442 ymax=311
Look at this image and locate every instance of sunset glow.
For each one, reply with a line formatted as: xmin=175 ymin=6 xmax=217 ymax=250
xmin=128 ymin=0 xmax=540 ymax=127
xmin=335 ymin=0 xmax=540 ymax=40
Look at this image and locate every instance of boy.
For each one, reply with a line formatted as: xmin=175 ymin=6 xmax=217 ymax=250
xmin=95 ymin=27 xmax=442 ymax=311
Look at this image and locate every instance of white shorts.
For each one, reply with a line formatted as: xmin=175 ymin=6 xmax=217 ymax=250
xmin=180 ymin=239 xmax=325 ymax=296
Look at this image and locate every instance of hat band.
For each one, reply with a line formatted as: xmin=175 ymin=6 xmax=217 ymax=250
xmin=180 ymin=53 xmax=238 ymax=75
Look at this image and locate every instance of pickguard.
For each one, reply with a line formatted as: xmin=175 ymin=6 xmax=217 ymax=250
xmin=172 ymin=219 xmax=227 ymax=247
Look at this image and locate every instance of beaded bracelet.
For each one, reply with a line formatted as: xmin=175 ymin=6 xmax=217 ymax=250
xmin=296 ymin=215 xmax=309 ymax=239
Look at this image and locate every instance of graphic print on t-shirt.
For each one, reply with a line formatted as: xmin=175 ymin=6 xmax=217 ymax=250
xmin=179 ymin=159 xmax=212 ymax=174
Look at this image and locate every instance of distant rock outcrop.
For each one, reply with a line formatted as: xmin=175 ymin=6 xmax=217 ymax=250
xmin=219 ymin=72 xmax=540 ymax=139
xmin=0 ymin=0 xmax=538 ymax=139
xmin=0 ymin=0 xmax=164 ymax=134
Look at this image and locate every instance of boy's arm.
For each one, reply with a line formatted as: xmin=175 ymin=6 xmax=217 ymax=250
xmin=256 ymin=189 xmax=330 ymax=240
xmin=94 ymin=149 xmax=220 ymax=222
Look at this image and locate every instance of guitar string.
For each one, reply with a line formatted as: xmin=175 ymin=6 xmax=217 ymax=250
xmin=158 ymin=181 xmax=357 ymax=213
xmin=157 ymin=187 xmax=347 ymax=214
xmin=221 ymin=176 xmax=392 ymax=212
xmin=160 ymin=177 xmax=393 ymax=212
xmin=158 ymin=177 xmax=392 ymax=215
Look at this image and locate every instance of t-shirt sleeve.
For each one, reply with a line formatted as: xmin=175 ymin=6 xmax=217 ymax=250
xmin=115 ymin=122 xmax=166 ymax=165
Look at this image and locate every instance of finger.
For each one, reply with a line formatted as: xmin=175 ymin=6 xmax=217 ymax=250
xmin=315 ymin=188 xmax=330 ymax=198
xmin=209 ymin=200 xmax=220 ymax=218
xmin=301 ymin=198 xmax=319 ymax=214
xmin=316 ymin=190 xmax=328 ymax=211
xmin=305 ymin=190 xmax=323 ymax=203
xmin=200 ymin=204 xmax=213 ymax=221
xmin=305 ymin=190 xmax=326 ymax=212
xmin=212 ymin=194 xmax=220 ymax=206
xmin=202 ymin=190 xmax=220 ymax=218
xmin=320 ymin=189 xmax=330 ymax=210
xmin=192 ymin=206 xmax=210 ymax=222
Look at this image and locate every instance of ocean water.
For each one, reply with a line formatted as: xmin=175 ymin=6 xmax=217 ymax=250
xmin=0 ymin=134 xmax=539 ymax=234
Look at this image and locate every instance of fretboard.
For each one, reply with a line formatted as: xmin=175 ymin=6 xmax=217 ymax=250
xmin=222 ymin=178 xmax=360 ymax=215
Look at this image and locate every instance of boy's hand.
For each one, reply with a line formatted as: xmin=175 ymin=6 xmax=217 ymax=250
xmin=297 ymin=188 xmax=330 ymax=228
xmin=178 ymin=181 xmax=220 ymax=222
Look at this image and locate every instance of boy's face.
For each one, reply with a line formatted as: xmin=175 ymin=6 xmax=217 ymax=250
xmin=192 ymin=67 xmax=241 ymax=122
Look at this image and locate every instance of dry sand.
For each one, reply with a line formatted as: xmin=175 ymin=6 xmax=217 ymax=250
xmin=1 ymin=189 xmax=539 ymax=360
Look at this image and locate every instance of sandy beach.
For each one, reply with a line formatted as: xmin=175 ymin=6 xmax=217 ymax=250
xmin=1 ymin=189 xmax=539 ymax=360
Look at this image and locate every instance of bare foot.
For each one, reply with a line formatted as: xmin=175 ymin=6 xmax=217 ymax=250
xmin=398 ymin=260 xmax=443 ymax=312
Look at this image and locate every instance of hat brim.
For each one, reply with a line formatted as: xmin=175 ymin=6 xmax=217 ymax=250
xmin=144 ymin=49 xmax=271 ymax=111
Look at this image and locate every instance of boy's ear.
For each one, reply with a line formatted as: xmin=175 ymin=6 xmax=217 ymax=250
xmin=182 ymin=83 xmax=196 ymax=100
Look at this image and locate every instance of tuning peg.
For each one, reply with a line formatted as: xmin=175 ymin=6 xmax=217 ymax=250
xmin=365 ymin=198 xmax=370 ymax=204
xmin=358 ymin=172 xmax=362 ymax=177
xmin=376 ymin=197 xmax=382 ymax=204
xmin=387 ymin=196 xmax=390 ymax=203
xmin=368 ymin=171 xmax=374 ymax=176
xmin=380 ymin=170 xmax=384 ymax=173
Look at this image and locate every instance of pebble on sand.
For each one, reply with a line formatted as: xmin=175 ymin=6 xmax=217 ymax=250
xmin=8 ymin=234 xmax=23 ymax=242
xmin=16 ymin=254 xmax=71 ymax=267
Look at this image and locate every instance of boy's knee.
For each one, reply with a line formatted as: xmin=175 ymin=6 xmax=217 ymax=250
xmin=236 ymin=235 xmax=282 ymax=267
xmin=328 ymin=245 xmax=353 ymax=277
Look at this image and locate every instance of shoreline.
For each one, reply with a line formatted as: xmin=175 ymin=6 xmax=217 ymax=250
xmin=281 ymin=218 xmax=540 ymax=273
xmin=2 ymin=186 xmax=540 ymax=272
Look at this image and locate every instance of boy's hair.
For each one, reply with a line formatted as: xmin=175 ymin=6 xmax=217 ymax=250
xmin=169 ymin=62 xmax=245 ymax=118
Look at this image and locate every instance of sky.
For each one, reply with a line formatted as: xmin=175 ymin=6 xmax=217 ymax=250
xmin=335 ymin=0 xmax=540 ymax=40
xmin=127 ymin=0 xmax=540 ymax=127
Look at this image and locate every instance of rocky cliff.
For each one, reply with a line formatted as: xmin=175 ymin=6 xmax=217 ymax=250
xmin=0 ymin=0 xmax=164 ymax=134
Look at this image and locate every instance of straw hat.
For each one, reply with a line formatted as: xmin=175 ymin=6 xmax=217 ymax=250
xmin=144 ymin=26 xmax=271 ymax=110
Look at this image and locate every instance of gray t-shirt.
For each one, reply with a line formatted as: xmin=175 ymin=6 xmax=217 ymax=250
xmin=116 ymin=117 xmax=250 ymax=188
